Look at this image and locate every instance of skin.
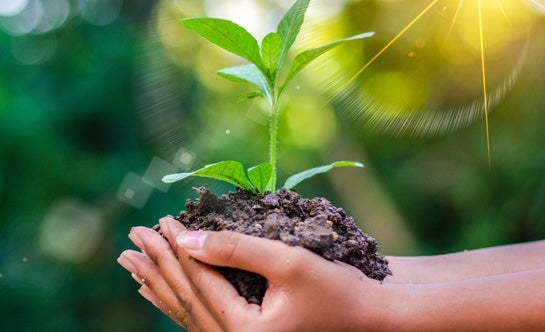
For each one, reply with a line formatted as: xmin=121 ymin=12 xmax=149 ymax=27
xmin=118 ymin=217 xmax=545 ymax=332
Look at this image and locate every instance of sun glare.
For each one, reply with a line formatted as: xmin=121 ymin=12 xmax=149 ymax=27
xmin=154 ymin=0 xmax=541 ymax=161
xmin=325 ymin=0 xmax=538 ymax=155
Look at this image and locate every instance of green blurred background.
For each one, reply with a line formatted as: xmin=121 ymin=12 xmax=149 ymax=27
xmin=1 ymin=0 xmax=544 ymax=331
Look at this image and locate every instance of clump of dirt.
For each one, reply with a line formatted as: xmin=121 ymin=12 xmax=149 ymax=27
xmin=167 ymin=187 xmax=391 ymax=305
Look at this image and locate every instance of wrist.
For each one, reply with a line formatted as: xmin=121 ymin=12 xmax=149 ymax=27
xmin=383 ymin=283 xmax=419 ymax=332
xmin=351 ymin=280 xmax=415 ymax=332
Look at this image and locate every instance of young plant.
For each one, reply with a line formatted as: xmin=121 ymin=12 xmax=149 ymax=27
xmin=162 ymin=0 xmax=373 ymax=194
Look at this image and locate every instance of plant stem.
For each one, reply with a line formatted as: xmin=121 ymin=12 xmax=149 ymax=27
xmin=268 ymin=96 xmax=280 ymax=192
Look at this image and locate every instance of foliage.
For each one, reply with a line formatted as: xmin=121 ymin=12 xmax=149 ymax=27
xmin=163 ymin=0 xmax=371 ymax=194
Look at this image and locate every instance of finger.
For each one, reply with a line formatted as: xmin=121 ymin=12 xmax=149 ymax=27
xmin=137 ymin=284 xmax=186 ymax=326
xmin=159 ymin=217 xmax=251 ymax=330
xmin=118 ymin=249 xmax=190 ymax=327
xmin=158 ymin=216 xmax=186 ymax=252
xmin=176 ymin=230 xmax=314 ymax=326
xmin=176 ymin=240 xmax=259 ymax=330
xmin=130 ymin=227 xmax=223 ymax=332
xmin=177 ymin=230 xmax=313 ymax=279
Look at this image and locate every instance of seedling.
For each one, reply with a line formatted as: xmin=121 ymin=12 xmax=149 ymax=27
xmin=162 ymin=0 xmax=373 ymax=194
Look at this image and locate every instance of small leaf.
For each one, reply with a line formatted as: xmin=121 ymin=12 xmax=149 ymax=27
xmin=162 ymin=172 xmax=194 ymax=184
xmin=261 ymin=32 xmax=282 ymax=78
xmin=247 ymin=162 xmax=273 ymax=195
xmin=280 ymin=32 xmax=374 ymax=93
xmin=283 ymin=161 xmax=364 ymax=189
xmin=179 ymin=17 xmax=262 ymax=67
xmin=162 ymin=161 xmax=254 ymax=191
xmin=238 ymin=91 xmax=264 ymax=102
xmin=218 ymin=64 xmax=273 ymax=105
xmin=276 ymin=0 xmax=310 ymax=71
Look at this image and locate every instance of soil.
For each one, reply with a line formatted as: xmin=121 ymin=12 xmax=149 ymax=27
xmin=162 ymin=187 xmax=391 ymax=305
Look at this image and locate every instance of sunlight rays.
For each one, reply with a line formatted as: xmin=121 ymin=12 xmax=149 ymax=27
xmin=478 ymin=0 xmax=492 ymax=168
xmin=327 ymin=0 xmax=534 ymax=165
xmin=494 ymin=0 xmax=512 ymax=25
xmin=446 ymin=0 xmax=463 ymax=40
xmin=330 ymin=0 xmax=440 ymax=102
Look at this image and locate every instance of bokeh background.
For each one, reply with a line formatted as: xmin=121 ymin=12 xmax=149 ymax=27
xmin=1 ymin=0 xmax=544 ymax=330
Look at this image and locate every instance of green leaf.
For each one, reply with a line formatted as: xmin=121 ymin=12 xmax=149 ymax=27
xmin=162 ymin=161 xmax=254 ymax=191
xmin=276 ymin=0 xmax=310 ymax=71
xmin=281 ymin=32 xmax=374 ymax=93
xmin=261 ymin=32 xmax=283 ymax=78
xmin=283 ymin=161 xmax=364 ymax=189
xmin=238 ymin=91 xmax=264 ymax=102
xmin=179 ymin=17 xmax=262 ymax=67
xmin=247 ymin=162 xmax=273 ymax=195
xmin=218 ymin=64 xmax=273 ymax=105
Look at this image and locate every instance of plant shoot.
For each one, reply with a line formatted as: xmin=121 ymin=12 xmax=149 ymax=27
xmin=162 ymin=0 xmax=373 ymax=194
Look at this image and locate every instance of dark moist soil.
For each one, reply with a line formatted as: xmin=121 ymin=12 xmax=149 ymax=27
xmin=166 ymin=187 xmax=391 ymax=305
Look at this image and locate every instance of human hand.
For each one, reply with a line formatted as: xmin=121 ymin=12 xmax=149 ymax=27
xmin=117 ymin=217 xmax=401 ymax=332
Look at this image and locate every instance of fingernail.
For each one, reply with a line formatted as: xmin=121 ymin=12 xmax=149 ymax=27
xmin=138 ymin=286 xmax=158 ymax=307
xmin=159 ymin=218 xmax=171 ymax=234
xmin=128 ymin=228 xmax=145 ymax=248
xmin=131 ymin=273 xmax=146 ymax=285
xmin=117 ymin=253 xmax=137 ymax=273
xmin=177 ymin=231 xmax=206 ymax=250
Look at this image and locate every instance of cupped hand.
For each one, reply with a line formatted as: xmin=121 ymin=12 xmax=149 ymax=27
xmin=117 ymin=217 xmax=401 ymax=332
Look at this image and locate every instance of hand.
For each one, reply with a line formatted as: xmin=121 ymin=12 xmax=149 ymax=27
xmin=117 ymin=217 xmax=400 ymax=332
xmin=118 ymin=218 xmax=545 ymax=331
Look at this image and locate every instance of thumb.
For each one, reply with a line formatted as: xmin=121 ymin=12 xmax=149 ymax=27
xmin=177 ymin=230 xmax=304 ymax=278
